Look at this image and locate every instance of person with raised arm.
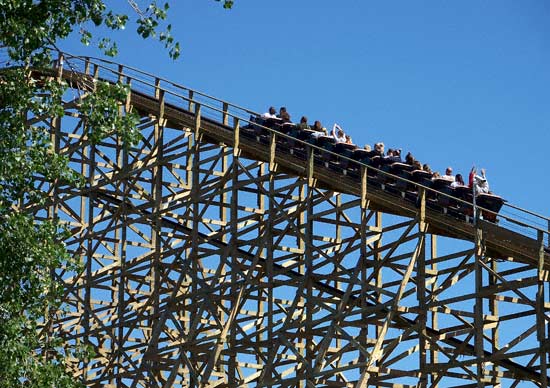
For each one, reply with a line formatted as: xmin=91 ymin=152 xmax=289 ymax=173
xmin=331 ymin=123 xmax=347 ymax=143
xmin=470 ymin=167 xmax=490 ymax=194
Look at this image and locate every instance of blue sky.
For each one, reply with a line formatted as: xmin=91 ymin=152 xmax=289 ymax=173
xmin=64 ymin=0 xmax=550 ymax=217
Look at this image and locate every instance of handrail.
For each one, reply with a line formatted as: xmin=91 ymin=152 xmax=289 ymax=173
xmin=4 ymin=49 xmax=548 ymax=243
xmin=56 ymin=53 xmax=262 ymax=138
xmin=61 ymin=52 xmax=260 ymax=117
xmin=503 ymin=202 xmax=550 ymax=223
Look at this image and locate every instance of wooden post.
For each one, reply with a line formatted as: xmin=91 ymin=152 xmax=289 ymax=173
xmin=474 ymin=225 xmax=485 ymax=387
xmin=188 ymin=90 xmax=195 ymax=113
xmin=56 ymin=51 xmax=63 ymax=79
xmin=222 ymin=102 xmax=229 ymax=126
xmin=118 ymin=64 xmax=124 ymax=84
xmin=149 ymin=84 xmax=164 ymax=382
xmin=430 ymin=234 xmax=438 ymax=388
xmin=228 ymin=117 xmax=240 ymax=386
xmin=189 ymin=102 xmax=201 ymax=387
xmin=154 ymin=78 xmax=161 ymax=100
xmin=305 ymin=146 xmax=315 ymax=386
xmin=116 ymin=134 xmax=128 ymax=388
xmin=359 ymin=166 xmax=369 ymax=365
xmin=265 ymin=131 xmax=277 ymax=387
xmin=335 ymin=191 xmax=342 ymax=370
xmin=258 ymin=155 xmax=267 ymax=374
xmin=417 ymin=188 xmax=428 ymax=387
xmin=84 ymin=57 xmax=90 ymax=75
xmin=114 ymin=68 xmax=128 ymax=387
xmin=373 ymin=206 xmax=383 ymax=388
xmin=84 ymin=132 xmax=96 ymax=384
xmin=489 ymin=257 xmax=500 ymax=386
xmin=537 ymin=230 xmax=548 ymax=388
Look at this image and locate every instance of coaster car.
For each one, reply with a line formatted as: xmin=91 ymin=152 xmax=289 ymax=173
xmin=334 ymin=143 xmax=357 ymax=168
xmin=411 ymin=170 xmax=433 ymax=191
xmin=263 ymin=117 xmax=283 ymax=129
xmin=431 ymin=178 xmax=454 ymax=206
xmin=391 ymin=163 xmax=414 ymax=191
xmin=352 ymin=148 xmax=372 ymax=165
xmin=476 ymin=193 xmax=505 ymax=222
xmin=316 ymin=136 xmax=337 ymax=162
xmin=451 ymin=185 xmax=472 ymax=213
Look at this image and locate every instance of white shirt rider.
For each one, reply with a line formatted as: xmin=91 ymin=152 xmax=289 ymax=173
xmin=474 ymin=169 xmax=490 ymax=194
xmin=331 ymin=123 xmax=346 ymax=143
xmin=261 ymin=107 xmax=277 ymax=119
xmin=441 ymin=167 xmax=455 ymax=182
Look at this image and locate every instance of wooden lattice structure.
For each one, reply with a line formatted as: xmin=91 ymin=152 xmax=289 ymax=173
xmin=15 ymin=53 xmax=550 ymax=387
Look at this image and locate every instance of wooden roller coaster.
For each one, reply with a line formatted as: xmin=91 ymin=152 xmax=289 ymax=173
xmin=5 ymin=52 xmax=550 ymax=387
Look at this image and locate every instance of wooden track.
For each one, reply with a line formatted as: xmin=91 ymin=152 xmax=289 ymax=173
xmin=29 ymin=65 xmax=549 ymax=267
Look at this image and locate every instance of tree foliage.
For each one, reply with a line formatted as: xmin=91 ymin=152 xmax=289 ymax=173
xmin=0 ymin=0 xmax=234 ymax=386
xmin=0 ymin=66 xmax=86 ymax=388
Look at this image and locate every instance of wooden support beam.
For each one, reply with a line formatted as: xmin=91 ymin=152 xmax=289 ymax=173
xmin=474 ymin=223 xmax=485 ymax=388
xmin=266 ymin=131 xmax=277 ymax=387
xmin=489 ymin=256 xmax=500 ymax=387
xmin=538 ymin=230 xmax=548 ymax=388
xmin=227 ymin=117 xmax=240 ymax=386
xmin=304 ymin=145 xmax=315 ymax=385
xmin=417 ymin=188 xmax=428 ymax=387
xmin=222 ymin=102 xmax=229 ymax=126
xmin=430 ymin=233 xmax=439 ymax=388
xmin=359 ymin=166 xmax=369 ymax=366
xmin=189 ymin=101 xmax=202 ymax=386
